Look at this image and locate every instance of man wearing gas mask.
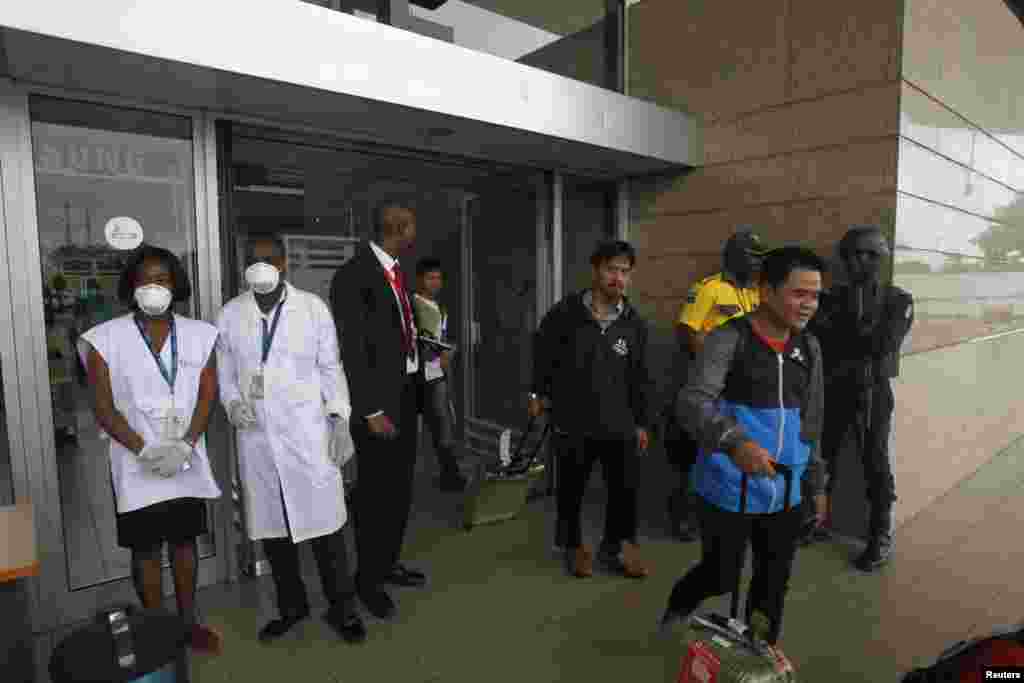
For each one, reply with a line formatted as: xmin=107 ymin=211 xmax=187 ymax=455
xmin=216 ymin=235 xmax=366 ymax=643
xmin=807 ymin=226 xmax=913 ymax=572
xmin=665 ymin=230 xmax=765 ymax=541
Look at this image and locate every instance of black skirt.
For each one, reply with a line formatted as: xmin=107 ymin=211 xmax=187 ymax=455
xmin=115 ymin=497 xmax=209 ymax=551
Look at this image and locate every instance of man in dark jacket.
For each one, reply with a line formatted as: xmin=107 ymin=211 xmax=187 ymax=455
xmin=529 ymin=240 xmax=655 ymax=580
xmin=659 ymin=246 xmax=827 ymax=647
xmin=807 ymin=225 xmax=913 ymax=571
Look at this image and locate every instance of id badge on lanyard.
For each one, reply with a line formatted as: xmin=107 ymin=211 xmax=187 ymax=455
xmin=136 ymin=316 xmax=185 ymax=439
xmin=250 ymin=373 xmax=265 ymax=401
xmin=252 ymin=300 xmax=284 ymax=401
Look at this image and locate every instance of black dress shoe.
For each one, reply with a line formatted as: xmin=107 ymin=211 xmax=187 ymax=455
xmin=325 ymin=605 xmax=367 ymax=644
xmin=358 ymin=587 xmax=397 ymax=620
xmin=383 ymin=564 xmax=427 ymax=588
xmin=258 ymin=609 xmax=310 ymax=642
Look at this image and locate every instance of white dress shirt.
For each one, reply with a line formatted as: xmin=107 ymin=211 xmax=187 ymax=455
xmin=370 ymin=241 xmax=419 ymax=377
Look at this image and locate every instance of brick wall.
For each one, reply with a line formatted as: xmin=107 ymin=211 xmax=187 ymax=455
xmin=627 ymin=0 xmax=904 ymax=334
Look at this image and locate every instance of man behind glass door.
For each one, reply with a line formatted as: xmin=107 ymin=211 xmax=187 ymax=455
xmin=413 ymin=257 xmax=468 ymax=492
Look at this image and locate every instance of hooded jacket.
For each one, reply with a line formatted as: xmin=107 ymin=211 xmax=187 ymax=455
xmin=532 ymin=291 xmax=655 ymax=441
xmin=677 ymin=316 xmax=825 ymax=514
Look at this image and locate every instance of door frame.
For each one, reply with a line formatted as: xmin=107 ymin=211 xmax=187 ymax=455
xmin=0 ymin=105 xmax=31 ymax=512
xmin=0 ymin=80 xmax=233 ymax=632
xmin=461 ymin=173 xmax=555 ymax=435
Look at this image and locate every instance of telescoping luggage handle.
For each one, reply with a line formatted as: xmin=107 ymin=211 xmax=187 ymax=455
xmin=730 ymin=462 xmax=794 ymax=621
xmin=98 ymin=603 xmax=139 ymax=671
xmin=502 ymin=415 xmax=552 ymax=477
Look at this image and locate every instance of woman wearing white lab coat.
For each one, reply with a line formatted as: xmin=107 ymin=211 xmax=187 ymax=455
xmin=79 ymin=244 xmax=223 ymax=655
xmin=216 ymin=235 xmax=364 ymax=643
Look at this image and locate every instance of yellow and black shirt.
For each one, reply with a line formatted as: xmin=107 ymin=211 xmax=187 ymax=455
xmin=677 ymin=272 xmax=759 ymax=335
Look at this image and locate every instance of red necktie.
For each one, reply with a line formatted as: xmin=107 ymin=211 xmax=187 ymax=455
xmin=388 ymin=265 xmax=416 ymax=357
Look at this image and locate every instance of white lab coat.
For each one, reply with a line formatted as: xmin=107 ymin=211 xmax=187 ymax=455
xmin=77 ymin=315 xmax=223 ymax=513
xmin=216 ymin=282 xmax=351 ymax=543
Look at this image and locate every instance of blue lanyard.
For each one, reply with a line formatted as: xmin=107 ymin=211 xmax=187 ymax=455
xmin=261 ymin=299 xmax=285 ymax=366
xmin=135 ymin=315 xmax=177 ymax=391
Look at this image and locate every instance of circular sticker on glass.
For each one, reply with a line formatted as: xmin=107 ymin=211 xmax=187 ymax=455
xmin=104 ymin=217 xmax=144 ymax=250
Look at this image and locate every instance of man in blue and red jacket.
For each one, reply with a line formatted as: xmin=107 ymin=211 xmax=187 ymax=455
xmin=658 ymin=246 xmax=827 ymax=647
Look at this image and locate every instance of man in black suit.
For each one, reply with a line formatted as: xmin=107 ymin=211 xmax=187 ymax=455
xmin=329 ymin=201 xmax=426 ymax=621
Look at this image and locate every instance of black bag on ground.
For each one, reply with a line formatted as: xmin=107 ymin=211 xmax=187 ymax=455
xmin=50 ymin=604 xmax=189 ymax=683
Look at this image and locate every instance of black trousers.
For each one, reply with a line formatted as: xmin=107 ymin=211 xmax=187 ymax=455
xmin=667 ymin=497 xmax=803 ymax=645
xmin=555 ymin=434 xmax=638 ymax=551
xmin=350 ymin=374 xmax=420 ymax=589
xmin=262 ymin=485 xmax=355 ymax=618
xmin=821 ymin=378 xmax=896 ymax=517
xmin=418 ymin=377 xmax=460 ymax=476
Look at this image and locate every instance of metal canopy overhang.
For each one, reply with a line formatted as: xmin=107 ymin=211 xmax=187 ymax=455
xmin=0 ymin=0 xmax=697 ymax=180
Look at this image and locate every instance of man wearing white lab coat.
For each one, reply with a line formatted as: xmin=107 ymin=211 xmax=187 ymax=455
xmin=216 ymin=235 xmax=366 ymax=644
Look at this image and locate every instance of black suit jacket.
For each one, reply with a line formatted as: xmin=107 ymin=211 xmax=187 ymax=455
xmin=330 ymin=242 xmax=416 ymax=422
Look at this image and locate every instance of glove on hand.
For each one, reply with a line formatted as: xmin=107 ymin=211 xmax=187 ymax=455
xmin=328 ymin=417 xmax=355 ymax=468
xmin=137 ymin=443 xmax=168 ymax=463
xmin=149 ymin=441 xmax=194 ymax=478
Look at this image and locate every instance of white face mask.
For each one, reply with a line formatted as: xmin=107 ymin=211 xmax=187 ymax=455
xmin=134 ymin=284 xmax=173 ymax=317
xmin=245 ymin=262 xmax=281 ymax=295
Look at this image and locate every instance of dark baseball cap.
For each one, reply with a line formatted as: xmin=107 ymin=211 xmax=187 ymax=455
xmin=726 ymin=229 xmax=768 ymax=256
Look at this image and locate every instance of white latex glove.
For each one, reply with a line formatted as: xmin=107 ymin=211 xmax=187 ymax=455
xmin=228 ymin=400 xmax=258 ymax=430
xmin=328 ymin=417 xmax=355 ymax=468
xmin=149 ymin=441 xmax=194 ymax=478
xmin=137 ymin=443 xmax=167 ymax=463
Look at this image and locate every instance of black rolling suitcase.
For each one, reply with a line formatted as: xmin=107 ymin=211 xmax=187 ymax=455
xmin=678 ymin=464 xmax=798 ymax=683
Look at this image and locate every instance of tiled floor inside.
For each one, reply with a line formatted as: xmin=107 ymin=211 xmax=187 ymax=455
xmin=176 ymin=434 xmax=1024 ymax=683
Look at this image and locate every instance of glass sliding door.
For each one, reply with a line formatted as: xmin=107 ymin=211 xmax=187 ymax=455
xmin=468 ymin=184 xmax=543 ymax=430
xmin=6 ymin=94 xmax=228 ymax=627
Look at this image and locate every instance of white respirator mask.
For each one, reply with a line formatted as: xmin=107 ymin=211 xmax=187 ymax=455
xmin=134 ymin=284 xmax=173 ymax=317
xmin=244 ymin=262 xmax=281 ymax=295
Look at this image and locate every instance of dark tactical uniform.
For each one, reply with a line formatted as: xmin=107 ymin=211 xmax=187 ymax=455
xmin=810 ymin=283 xmax=913 ymax=568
